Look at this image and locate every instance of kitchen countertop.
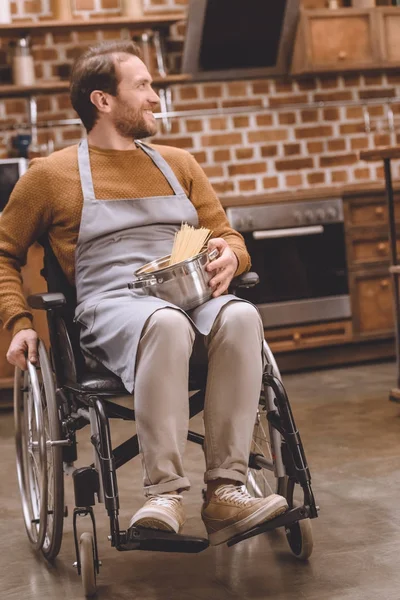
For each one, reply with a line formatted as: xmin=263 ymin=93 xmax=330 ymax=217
xmin=220 ymin=180 xmax=400 ymax=208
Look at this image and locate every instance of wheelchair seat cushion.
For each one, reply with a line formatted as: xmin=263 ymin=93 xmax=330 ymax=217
xmin=78 ymin=372 xmax=128 ymax=393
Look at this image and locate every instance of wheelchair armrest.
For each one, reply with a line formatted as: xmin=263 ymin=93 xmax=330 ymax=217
xmin=28 ymin=293 xmax=67 ymax=310
xmin=229 ymin=271 xmax=259 ymax=292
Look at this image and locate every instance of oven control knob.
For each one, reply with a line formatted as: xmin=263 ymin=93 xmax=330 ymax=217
xmin=326 ymin=207 xmax=338 ymax=220
xmin=235 ymin=218 xmax=244 ymax=229
xmin=246 ymin=217 xmax=254 ymax=229
xmin=293 ymin=210 xmax=302 ymax=224
xmin=304 ymin=209 xmax=315 ymax=223
xmin=315 ymin=208 xmax=326 ymax=221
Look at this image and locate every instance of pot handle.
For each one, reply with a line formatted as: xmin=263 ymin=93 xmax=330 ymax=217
xmin=128 ymin=276 xmax=157 ymax=290
xmin=208 ymin=248 xmax=219 ymax=261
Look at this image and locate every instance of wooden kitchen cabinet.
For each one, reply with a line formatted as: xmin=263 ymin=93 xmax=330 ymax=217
xmin=350 ymin=269 xmax=394 ymax=335
xmin=265 ymin=319 xmax=353 ymax=353
xmin=378 ymin=7 xmax=400 ymax=65
xmin=291 ymin=8 xmax=379 ymax=75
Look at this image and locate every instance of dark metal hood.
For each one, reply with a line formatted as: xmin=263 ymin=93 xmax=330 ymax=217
xmin=182 ymin=0 xmax=300 ymax=82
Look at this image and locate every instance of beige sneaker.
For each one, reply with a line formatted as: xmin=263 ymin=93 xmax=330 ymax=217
xmin=129 ymin=494 xmax=185 ymax=534
xmin=201 ymin=485 xmax=288 ymax=546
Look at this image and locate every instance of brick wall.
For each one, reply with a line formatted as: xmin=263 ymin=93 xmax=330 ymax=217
xmin=0 ymin=0 xmax=399 ymax=198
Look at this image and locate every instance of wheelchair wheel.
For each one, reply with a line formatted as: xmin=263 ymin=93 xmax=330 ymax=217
xmin=14 ymin=340 xmax=64 ymax=560
xmin=285 ymin=501 xmax=314 ymax=560
xmin=80 ymin=532 xmax=97 ymax=597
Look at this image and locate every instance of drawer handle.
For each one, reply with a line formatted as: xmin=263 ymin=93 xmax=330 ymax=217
xmin=338 ymin=51 xmax=347 ymax=60
xmin=293 ymin=332 xmax=302 ymax=342
xmin=377 ymin=242 xmax=388 ymax=255
xmin=375 ymin=206 xmax=384 ymax=217
xmin=380 ymin=279 xmax=389 ymax=289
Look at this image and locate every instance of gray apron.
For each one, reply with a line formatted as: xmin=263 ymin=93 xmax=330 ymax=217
xmin=74 ymin=138 xmax=243 ymax=392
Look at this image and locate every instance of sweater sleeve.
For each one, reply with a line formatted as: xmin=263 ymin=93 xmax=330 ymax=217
xmin=184 ymin=153 xmax=251 ymax=276
xmin=0 ymin=158 xmax=52 ymax=335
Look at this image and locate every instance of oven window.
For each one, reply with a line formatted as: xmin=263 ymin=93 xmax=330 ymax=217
xmin=238 ymin=223 xmax=348 ymax=304
xmin=0 ymin=163 xmax=20 ymax=212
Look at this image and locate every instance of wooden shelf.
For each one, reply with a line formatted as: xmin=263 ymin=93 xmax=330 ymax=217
xmin=0 ymin=74 xmax=191 ymax=98
xmin=0 ymin=13 xmax=186 ymax=35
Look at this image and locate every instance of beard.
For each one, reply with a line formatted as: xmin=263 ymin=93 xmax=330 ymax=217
xmin=112 ymin=99 xmax=157 ymax=140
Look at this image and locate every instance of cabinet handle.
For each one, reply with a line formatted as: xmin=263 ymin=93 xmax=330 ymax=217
xmin=380 ymin=279 xmax=389 ymax=289
xmin=375 ymin=206 xmax=384 ymax=217
xmin=293 ymin=332 xmax=302 ymax=343
xmin=338 ymin=51 xmax=347 ymax=60
xmin=377 ymin=242 xmax=388 ymax=255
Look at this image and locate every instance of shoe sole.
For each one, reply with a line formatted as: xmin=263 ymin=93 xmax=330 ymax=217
xmin=131 ymin=517 xmax=177 ymax=532
xmin=207 ymin=496 xmax=289 ymax=546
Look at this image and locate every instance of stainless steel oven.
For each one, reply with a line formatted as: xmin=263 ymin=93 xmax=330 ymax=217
xmin=226 ymin=198 xmax=351 ymax=328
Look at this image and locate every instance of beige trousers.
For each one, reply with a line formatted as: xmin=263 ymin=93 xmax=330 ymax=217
xmin=134 ymin=301 xmax=264 ymax=495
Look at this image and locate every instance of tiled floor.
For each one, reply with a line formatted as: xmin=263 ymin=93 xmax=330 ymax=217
xmin=1 ymin=360 xmax=400 ymax=599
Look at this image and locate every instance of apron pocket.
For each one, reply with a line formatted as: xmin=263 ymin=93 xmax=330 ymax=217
xmin=74 ymin=303 xmax=99 ymax=335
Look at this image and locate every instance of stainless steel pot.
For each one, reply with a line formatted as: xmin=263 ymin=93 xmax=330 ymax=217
xmin=128 ymin=248 xmax=219 ymax=311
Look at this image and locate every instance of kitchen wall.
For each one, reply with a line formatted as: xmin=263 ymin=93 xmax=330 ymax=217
xmin=0 ymin=0 xmax=399 ymax=198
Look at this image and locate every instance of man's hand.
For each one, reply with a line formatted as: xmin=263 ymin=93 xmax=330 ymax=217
xmin=206 ymin=238 xmax=239 ymax=298
xmin=6 ymin=328 xmax=38 ymax=371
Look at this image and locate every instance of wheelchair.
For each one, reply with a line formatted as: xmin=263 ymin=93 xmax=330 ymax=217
xmin=13 ymin=237 xmax=318 ymax=597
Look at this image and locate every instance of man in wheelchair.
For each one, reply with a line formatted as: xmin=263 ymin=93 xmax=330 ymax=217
xmin=1 ymin=40 xmax=288 ymax=547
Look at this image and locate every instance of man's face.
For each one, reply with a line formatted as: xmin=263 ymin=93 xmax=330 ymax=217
xmin=110 ymin=55 xmax=160 ymax=139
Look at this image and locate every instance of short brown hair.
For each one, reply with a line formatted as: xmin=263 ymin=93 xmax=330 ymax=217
xmin=70 ymin=40 xmax=141 ymax=132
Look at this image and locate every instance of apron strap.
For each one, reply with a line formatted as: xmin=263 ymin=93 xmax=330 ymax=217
xmin=135 ymin=140 xmax=186 ymax=197
xmin=77 ymin=139 xmax=96 ymax=202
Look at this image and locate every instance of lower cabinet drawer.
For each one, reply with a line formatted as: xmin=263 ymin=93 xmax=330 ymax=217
xmin=265 ymin=319 xmax=353 ymax=353
xmin=350 ymin=270 xmax=394 ymax=334
xmin=347 ymin=230 xmax=400 ymax=267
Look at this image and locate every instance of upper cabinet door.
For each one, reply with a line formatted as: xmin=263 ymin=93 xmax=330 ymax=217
xmin=291 ymin=9 xmax=379 ymax=75
xmin=378 ymin=8 xmax=400 ymax=65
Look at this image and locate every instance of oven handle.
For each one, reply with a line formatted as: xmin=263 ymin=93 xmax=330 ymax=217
xmin=252 ymin=225 xmax=324 ymax=240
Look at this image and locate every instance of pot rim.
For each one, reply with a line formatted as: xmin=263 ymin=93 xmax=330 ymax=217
xmin=134 ymin=248 xmax=210 ymax=279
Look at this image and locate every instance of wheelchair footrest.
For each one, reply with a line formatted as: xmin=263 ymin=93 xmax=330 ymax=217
xmin=227 ymin=505 xmax=312 ymax=547
xmin=117 ymin=527 xmax=209 ymax=553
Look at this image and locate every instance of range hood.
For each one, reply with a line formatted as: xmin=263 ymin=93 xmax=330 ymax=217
xmin=182 ymin=0 xmax=300 ymax=82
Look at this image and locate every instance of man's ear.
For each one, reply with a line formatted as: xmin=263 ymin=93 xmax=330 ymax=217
xmin=90 ymin=90 xmax=111 ymax=113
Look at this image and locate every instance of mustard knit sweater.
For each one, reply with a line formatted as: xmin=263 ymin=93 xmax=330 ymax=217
xmin=0 ymin=143 xmax=250 ymax=336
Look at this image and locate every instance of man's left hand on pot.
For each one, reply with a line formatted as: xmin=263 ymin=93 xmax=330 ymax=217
xmin=206 ymin=237 xmax=239 ymax=297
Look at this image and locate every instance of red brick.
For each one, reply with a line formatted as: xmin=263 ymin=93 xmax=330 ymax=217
xmin=295 ymin=125 xmax=333 ymax=139
xmin=203 ymin=85 xmax=223 ymax=98
xmin=331 ymin=170 xmax=349 ymax=183
xmin=276 ymin=157 xmax=313 ymax=171
xmin=152 ymin=136 xmax=193 ymax=149
xmin=209 ymin=117 xmax=228 ymax=131
xmin=228 ymin=162 xmax=267 ymax=176
xmin=327 ymin=139 xmax=346 ymax=152
xmin=5 ymin=99 xmax=25 ymax=115
xmin=75 ymin=0 xmax=95 ymax=9
xmin=319 ymin=76 xmax=340 ymax=89
xmin=350 ymin=137 xmax=369 ymax=150
xmin=275 ymin=80 xmax=295 ymax=93
xmin=213 ymin=149 xmax=230 ymax=162
xmin=256 ymin=114 xmax=273 ymax=127
xmin=261 ymin=145 xmax=278 ymax=157
xmin=239 ymin=179 xmax=257 ymax=192
xmin=179 ymin=86 xmax=198 ymax=101
xmin=101 ymin=0 xmax=119 ymax=7
xmin=77 ymin=31 xmax=100 ymax=42
xmin=269 ymin=94 xmax=308 ymax=108
xmin=203 ymin=166 xmax=224 ymax=178
xmin=307 ymin=141 xmax=324 ymax=153
xmin=174 ymin=101 xmax=218 ymax=111
xmin=201 ymin=133 xmax=242 ymax=146
xmin=279 ymin=112 xmax=296 ymax=125
xmin=222 ymin=99 xmax=263 ymax=109
xmin=296 ymin=78 xmax=317 ymax=91
xmin=314 ymin=91 xmax=353 ymax=102
xmin=248 ymin=129 xmax=288 ymax=143
xmin=235 ymin=148 xmax=254 ymax=160
xmin=369 ymin=106 xmax=384 ymax=117
xmin=301 ymin=109 xmax=319 ymax=123
xmin=346 ymin=107 xmax=363 ymax=119
xmin=233 ymin=116 xmax=249 ymax=128
xmin=323 ymin=108 xmax=340 ymax=121
xmin=24 ymin=0 xmax=41 ymax=12
xmin=354 ymin=168 xmax=371 ymax=180
xmin=364 ymin=74 xmax=383 ymax=86
xmin=375 ymin=166 xmax=384 ymax=179
xmin=320 ymin=153 xmax=358 ymax=168
xmin=374 ymin=133 xmax=391 ymax=146
xmin=36 ymin=97 xmax=51 ymax=112
xmin=284 ymin=143 xmax=301 ymax=156
xmin=307 ymin=172 xmax=326 ymax=185
xmin=359 ymin=88 xmax=396 ymax=100
xmin=262 ymin=176 xmax=279 ymax=189
xmin=252 ymin=81 xmax=269 ymax=94
xmin=286 ymin=174 xmax=303 ymax=187
xmin=227 ymin=82 xmax=247 ymax=96
xmin=185 ymin=119 xmax=202 ymax=132
xmin=32 ymin=48 xmax=58 ymax=60
xmin=340 ymin=123 xmax=366 ymax=135
xmin=62 ymin=128 xmax=83 ymax=140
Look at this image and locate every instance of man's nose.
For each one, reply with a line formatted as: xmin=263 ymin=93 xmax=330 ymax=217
xmin=149 ymin=88 xmax=160 ymax=105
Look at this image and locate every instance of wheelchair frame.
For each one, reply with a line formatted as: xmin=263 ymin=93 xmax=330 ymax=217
xmin=14 ymin=237 xmax=318 ymax=596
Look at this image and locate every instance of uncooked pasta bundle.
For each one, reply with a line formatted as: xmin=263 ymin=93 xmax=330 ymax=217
xmin=169 ymin=223 xmax=212 ymax=266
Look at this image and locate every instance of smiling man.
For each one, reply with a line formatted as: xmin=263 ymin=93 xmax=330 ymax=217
xmin=1 ymin=40 xmax=287 ymax=546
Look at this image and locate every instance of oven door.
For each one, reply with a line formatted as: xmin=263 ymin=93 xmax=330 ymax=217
xmin=237 ymin=223 xmax=351 ymax=328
